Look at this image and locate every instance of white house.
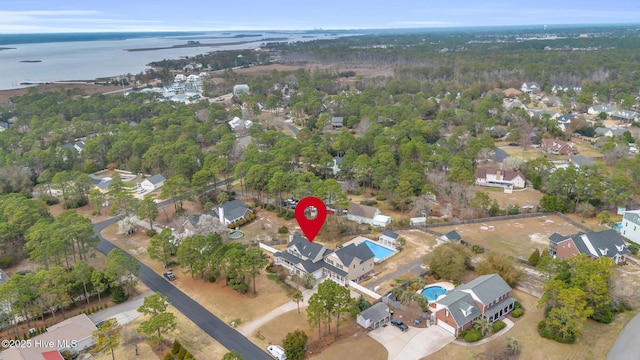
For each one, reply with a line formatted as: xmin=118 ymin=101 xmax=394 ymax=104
xmin=214 ymin=199 xmax=250 ymax=225
xmin=347 ymin=203 xmax=392 ymax=227
xmin=379 ymin=230 xmax=400 ymax=249
xmin=520 ymin=82 xmax=540 ymax=94
xmin=357 ymin=302 xmax=390 ymax=329
xmin=329 ymin=156 xmax=342 ymax=176
xmin=621 ymin=210 xmax=640 ymax=244
xmin=475 ymin=168 xmax=526 ymax=189
xmin=0 ymin=313 xmax=96 ymax=360
xmin=141 ymin=174 xmax=165 ymax=191
xmin=228 ymin=116 xmax=253 ymax=131
xmin=588 ymin=104 xmax=617 ymax=116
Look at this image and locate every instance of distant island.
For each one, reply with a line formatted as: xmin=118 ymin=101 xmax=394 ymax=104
xmin=20 ymin=60 xmax=42 ymax=63
xmin=0 ymin=47 xmax=16 ymax=51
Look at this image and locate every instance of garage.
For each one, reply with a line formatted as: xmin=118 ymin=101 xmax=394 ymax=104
xmin=436 ymin=319 xmax=456 ymax=335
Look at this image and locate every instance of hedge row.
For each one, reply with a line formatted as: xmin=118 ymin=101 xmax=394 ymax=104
xmin=227 ymin=213 xmax=257 ymax=229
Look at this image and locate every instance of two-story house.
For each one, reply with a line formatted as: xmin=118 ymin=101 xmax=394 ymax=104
xmin=621 ymin=210 xmax=640 ymax=244
xmin=274 ymin=234 xmax=375 ymax=286
xmin=431 ymin=274 xmax=515 ymax=337
xmin=548 ymin=229 xmax=628 ymax=264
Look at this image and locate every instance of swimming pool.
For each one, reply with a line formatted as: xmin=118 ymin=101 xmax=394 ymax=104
xmin=362 ymin=240 xmax=396 ymax=262
xmin=420 ymin=285 xmax=447 ymax=301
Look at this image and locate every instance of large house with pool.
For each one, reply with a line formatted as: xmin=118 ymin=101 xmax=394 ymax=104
xmin=273 ymin=234 xmax=376 ymax=285
xmin=430 ymin=274 xmax=515 ymax=337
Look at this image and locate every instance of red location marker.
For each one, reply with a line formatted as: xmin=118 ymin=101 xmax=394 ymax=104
xmin=294 ymin=196 xmax=327 ymax=242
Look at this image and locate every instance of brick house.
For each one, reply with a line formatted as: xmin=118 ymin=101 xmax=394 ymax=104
xmin=431 ymin=274 xmax=515 ymax=337
xmin=549 ymin=229 xmax=628 ymax=265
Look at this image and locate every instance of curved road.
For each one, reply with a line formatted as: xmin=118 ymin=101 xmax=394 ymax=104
xmin=607 ymin=311 xmax=640 ymax=359
xmin=93 ymin=218 xmax=270 ymax=360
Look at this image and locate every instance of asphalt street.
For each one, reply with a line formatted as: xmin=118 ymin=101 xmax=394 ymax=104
xmin=607 ymin=310 xmax=640 ymax=360
xmin=93 ymin=218 xmax=271 ymax=360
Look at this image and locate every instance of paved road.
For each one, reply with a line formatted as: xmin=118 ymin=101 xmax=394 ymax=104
xmin=607 ymin=311 xmax=640 ymax=360
xmin=93 ymin=218 xmax=271 ymax=360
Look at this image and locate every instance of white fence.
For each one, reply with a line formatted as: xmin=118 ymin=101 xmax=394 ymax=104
xmin=348 ymin=280 xmax=381 ymax=300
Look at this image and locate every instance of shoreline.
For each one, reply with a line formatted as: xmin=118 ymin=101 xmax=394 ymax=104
xmin=125 ymin=39 xmax=257 ymax=52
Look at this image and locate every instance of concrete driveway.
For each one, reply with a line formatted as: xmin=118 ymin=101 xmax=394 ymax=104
xmin=368 ymin=323 xmax=454 ymax=360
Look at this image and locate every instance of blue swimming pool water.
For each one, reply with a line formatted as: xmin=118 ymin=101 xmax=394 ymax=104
xmin=421 ymin=286 xmax=447 ymax=301
xmin=614 ymin=222 xmax=622 ymax=230
xmin=363 ymin=240 xmax=396 ymax=261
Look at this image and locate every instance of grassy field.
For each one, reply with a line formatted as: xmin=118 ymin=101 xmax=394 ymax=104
xmin=424 ymin=289 xmax=636 ymax=360
xmin=474 ymin=186 xmax=544 ymax=208
xmin=432 ymin=214 xmax=582 ymax=259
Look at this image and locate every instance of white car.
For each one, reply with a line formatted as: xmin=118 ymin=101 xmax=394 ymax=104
xmin=267 ymin=345 xmax=287 ymax=360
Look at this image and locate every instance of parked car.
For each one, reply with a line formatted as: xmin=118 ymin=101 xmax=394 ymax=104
xmin=391 ymin=319 xmax=409 ymax=331
xmin=267 ymin=345 xmax=287 ymax=360
xmin=163 ymin=271 xmax=176 ymax=281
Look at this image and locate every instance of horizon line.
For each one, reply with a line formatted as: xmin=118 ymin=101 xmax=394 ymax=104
xmin=3 ymin=22 xmax=640 ymax=35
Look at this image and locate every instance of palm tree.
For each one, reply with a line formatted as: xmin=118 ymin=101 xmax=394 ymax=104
xmin=293 ymin=290 xmax=304 ymax=314
xmin=473 ymin=317 xmax=493 ymax=337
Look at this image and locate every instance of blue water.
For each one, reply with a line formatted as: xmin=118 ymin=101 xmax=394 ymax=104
xmin=614 ymin=222 xmax=623 ymax=230
xmin=363 ymin=240 xmax=395 ymax=261
xmin=421 ymin=286 xmax=447 ymax=301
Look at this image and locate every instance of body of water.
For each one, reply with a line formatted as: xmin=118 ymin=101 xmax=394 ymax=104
xmin=0 ymin=31 xmax=342 ymax=90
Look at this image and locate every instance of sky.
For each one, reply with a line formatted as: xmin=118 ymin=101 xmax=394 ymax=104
xmin=3 ymin=0 xmax=640 ymax=33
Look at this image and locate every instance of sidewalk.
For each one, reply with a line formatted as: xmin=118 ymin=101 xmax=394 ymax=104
xmin=451 ymin=318 xmax=515 ymax=347
xmin=88 ymin=290 xmax=154 ymax=326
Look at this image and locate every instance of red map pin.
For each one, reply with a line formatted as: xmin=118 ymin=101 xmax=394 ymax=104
xmin=294 ymin=196 xmax=327 ymax=243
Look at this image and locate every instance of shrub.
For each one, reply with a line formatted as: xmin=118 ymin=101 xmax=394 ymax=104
xmin=266 ymin=204 xmax=276 ymax=211
xmin=42 ymin=195 xmax=59 ymax=205
xmin=278 ymin=225 xmax=289 ymax=234
xmin=361 ymin=199 xmax=378 ymax=206
xmin=492 ymin=320 xmax=506 ymax=332
xmin=629 ymin=243 xmax=639 ymax=255
xmin=462 ymin=328 xmax=483 ymax=342
xmin=164 ymin=353 xmax=174 ymax=360
xmin=471 ymin=244 xmax=484 ymax=254
xmin=177 ymin=347 xmax=187 ymax=360
xmin=110 ymin=285 xmax=129 ymax=304
xmin=172 ymin=339 xmax=182 ymax=355
xmin=146 ymin=229 xmax=158 ymax=237
xmin=528 ymin=249 xmax=541 ymax=266
xmin=0 ymin=256 xmax=13 ymax=268
xmin=511 ymin=308 xmax=524 ymax=318
xmin=514 ymin=301 xmax=523 ymax=309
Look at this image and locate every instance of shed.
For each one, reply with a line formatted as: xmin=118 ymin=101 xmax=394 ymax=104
xmin=357 ymin=302 xmax=390 ymax=329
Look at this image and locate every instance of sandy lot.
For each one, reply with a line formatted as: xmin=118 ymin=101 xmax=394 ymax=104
xmin=101 ymin=223 xmax=295 ymax=325
xmin=432 ymin=214 xmax=582 ymax=259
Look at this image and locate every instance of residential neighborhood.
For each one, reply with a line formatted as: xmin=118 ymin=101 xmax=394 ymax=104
xmin=4 ymin=21 xmax=640 ymax=360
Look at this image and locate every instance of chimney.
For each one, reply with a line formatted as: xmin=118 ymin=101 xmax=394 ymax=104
xmin=219 ymin=206 xmax=224 ymax=224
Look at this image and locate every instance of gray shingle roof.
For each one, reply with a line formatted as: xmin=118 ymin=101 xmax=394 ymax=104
xmin=348 ymin=203 xmax=378 ymax=219
xmin=554 ymin=229 xmax=628 ymax=260
xmin=624 ymin=210 xmax=640 ymax=226
xmin=570 ymin=155 xmax=594 ymax=167
xmin=359 ymin=302 xmax=389 ymax=322
xmin=549 ymin=232 xmax=569 ymax=244
xmin=455 ymin=274 xmax=512 ymax=306
xmin=288 ymin=234 xmax=328 ymax=260
xmin=335 ymin=242 xmax=375 ymax=266
xmin=147 ymin=174 xmax=166 ymax=185
xmin=382 ymin=230 xmax=400 ymax=240
xmin=215 ymin=199 xmax=248 ymax=223
xmin=445 ymin=230 xmax=462 ymax=241
xmin=437 ymin=291 xmax=481 ymax=327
